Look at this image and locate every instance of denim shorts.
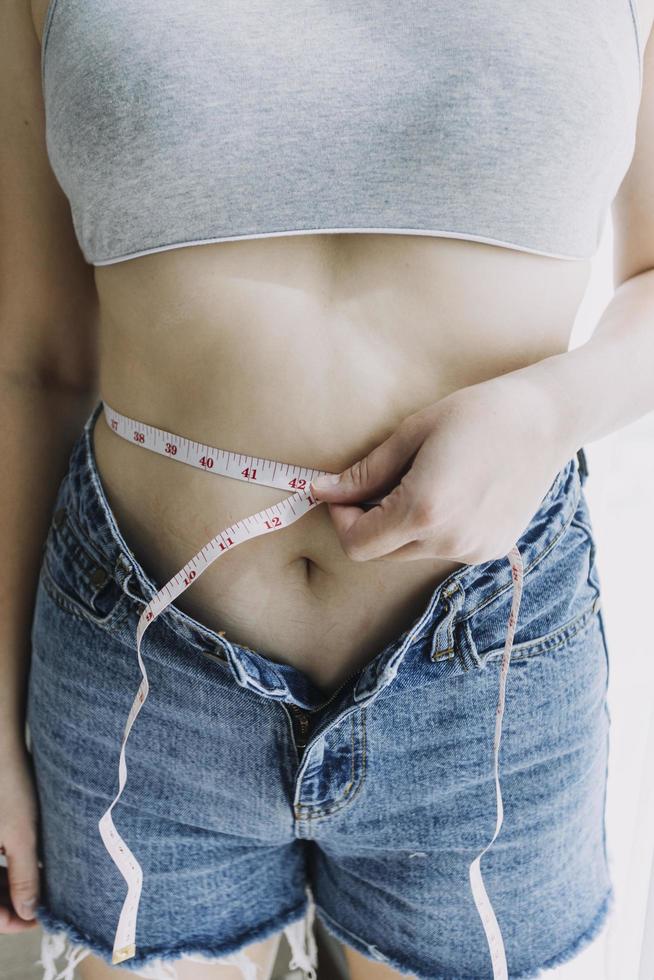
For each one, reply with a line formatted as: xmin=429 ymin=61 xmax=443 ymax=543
xmin=26 ymin=400 xmax=613 ymax=980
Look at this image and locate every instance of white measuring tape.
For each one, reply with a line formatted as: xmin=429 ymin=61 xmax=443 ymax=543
xmin=97 ymin=400 xmax=523 ymax=979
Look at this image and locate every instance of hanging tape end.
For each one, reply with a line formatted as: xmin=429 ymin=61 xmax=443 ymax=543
xmin=112 ymin=943 xmax=136 ymax=965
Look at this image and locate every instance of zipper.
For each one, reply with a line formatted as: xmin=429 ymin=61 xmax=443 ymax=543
xmin=288 ymin=703 xmax=310 ymax=749
xmin=287 ymin=662 xmax=365 ymax=751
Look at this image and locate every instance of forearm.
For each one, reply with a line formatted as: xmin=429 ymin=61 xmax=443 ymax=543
xmin=510 ymin=267 xmax=654 ymax=454
xmin=0 ymin=372 xmax=98 ymax=754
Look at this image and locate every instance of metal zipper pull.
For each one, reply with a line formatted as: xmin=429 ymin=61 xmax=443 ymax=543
xmin=287 ymin=664 xmax=365 ymax=755
xmin=288 ymin=703 xmax=311 ymax=750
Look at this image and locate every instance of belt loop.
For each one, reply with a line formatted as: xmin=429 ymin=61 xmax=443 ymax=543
xmin=113 ymin=551 xmax=145 ymax=604
xmin=113 ymin=551 xmax=131 ymax=587
xmin=576 ymin=447 xmax=589 ymax=485
xmin=429 ymin=582 xmax=465 ymax=662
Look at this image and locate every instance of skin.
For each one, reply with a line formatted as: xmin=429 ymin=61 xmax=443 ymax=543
xmin=1 ymin=1 xmax=653 ymax=978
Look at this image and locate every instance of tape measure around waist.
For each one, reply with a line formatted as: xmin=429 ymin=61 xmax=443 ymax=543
xmin=97 ymin=400 xmax=523 ymax=980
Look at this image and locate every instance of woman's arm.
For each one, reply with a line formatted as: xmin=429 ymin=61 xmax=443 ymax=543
xmin=506 ymin=18 xmax=654 ymax=455
xmin=311 ymin=23 xmax=654 ymax=563
xmin=0 ymin=0 xmax=100 ymax=757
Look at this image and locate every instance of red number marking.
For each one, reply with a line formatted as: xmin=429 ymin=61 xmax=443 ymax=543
xmin=264 ymin=516 xmax=282 ymax=529
xmin=288 ymin=477 xmax=307 ymax=490
xmin=165 ymin=442 xmax=177 ymax=455
xmin=199 ymin=456 xmax=214 ymax=469
xmin=219 ymin=537 xmax=235 ymax=551
xmin=111 ymin=419 xmax=118 ymax=431
xmin=184 ymin=570 xmax=197 ymax=586
xmin=133 ymin=431 xmax=145 ymax=443
xmin=241 ymin=467 xmax=257 ymax=480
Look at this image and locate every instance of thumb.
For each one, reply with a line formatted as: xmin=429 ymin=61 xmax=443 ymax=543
xmin=311 ymin=415 xmax=425 ymax=502
xmin=6 ymin=836 xmax=40 ymax=922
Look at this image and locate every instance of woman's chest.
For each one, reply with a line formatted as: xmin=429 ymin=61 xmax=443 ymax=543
xmin=35 ymin=0 xmax=642 ymax=264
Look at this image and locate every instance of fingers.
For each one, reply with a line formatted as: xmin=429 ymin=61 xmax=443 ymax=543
xmin=325 ymin=479 xmax=419 ymax=560
xmin=0 ymin=832 xmax=41 ymax=932
xmin=311 ymin=414 xmax=425 ymax=503
xmin=310 ymin=414 xmax=429 ymax=560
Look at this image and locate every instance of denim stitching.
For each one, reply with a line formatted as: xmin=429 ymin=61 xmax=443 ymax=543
xmin=459 ymin=486 xmax=580 ymax=622
xmin=112 ymin=553 xmax=237 ymax=663
xmin=304 ymin=709 xmax=367 ymax=820
xmin=466 ymin=499 xmax=600 ymax=664
xmin=44 ymin=509 xmax=125 ymax=614
xmin=40 ymin=557 xmax=132 ymax=633
xmin=370 ymin=472 xmax=571 ymax=665
xmin=49 ymin=515 xmax=101 ymax=582
xmin=342 ymin=712 xmax=357 ymax=798
xmin=283 ymin=703 xmax=304 ymax=770
xmin=117 ymin=588 xmax=236 ymax=676
xmin=54 ymin=503 xmax=117 ymax=579
xmin=480 ymin=598 xmax=599 ymax=664
xmin=569 ymin=512 xmax=598 ymax=581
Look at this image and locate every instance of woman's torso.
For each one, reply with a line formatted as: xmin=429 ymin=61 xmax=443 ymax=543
xmin=31 ymin=0 xmax=651 ymax=693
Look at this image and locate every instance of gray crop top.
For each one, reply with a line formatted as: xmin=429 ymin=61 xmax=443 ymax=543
xmin=41 ymin=0 xmax=644 ymax=266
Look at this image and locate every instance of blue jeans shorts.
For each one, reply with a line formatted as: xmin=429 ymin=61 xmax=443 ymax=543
xmin=26 ymin=401 xmax=613 ymax=980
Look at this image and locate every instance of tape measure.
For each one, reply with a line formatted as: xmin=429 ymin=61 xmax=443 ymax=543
xmin=97 ymin=400 xmax=523 ymax=979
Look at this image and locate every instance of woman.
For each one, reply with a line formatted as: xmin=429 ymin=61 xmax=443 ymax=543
xmin=2 ymin=0 xmax=653 ymax=978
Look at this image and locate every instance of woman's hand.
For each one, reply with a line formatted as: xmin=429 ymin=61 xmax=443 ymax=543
xmin=0 ymin=742 xmax=42 ymax=933
xmin=310 ymin=374 xmax=571 ymax=564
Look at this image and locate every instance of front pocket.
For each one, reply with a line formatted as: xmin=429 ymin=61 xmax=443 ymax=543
xmin=475 ymin=594 xmax=601 ymax=665
xmin=466 ymin=492 xmax=603 ymax=664
xmin=40 ymin=503 xmax=131 ymax=632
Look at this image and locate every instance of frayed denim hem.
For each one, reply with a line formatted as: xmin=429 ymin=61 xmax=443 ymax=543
xmin=313 ymin=886 xmax=614 ymax=980
xmin=510 ymin=886 xmax=614 ymax=980
xmin=32 ymin=883 xmax=318 ymax=980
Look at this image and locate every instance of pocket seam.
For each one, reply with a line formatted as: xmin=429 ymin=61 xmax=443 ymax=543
xmin=40 ymin=547 xmax=131 ymax=632
xmin=465 ymin=488 xmax=580 ymax=620
xmin=50 ymin=503 xmax=115 ymax=578
xmin=481 ymin=596 xmax=600 ymax=664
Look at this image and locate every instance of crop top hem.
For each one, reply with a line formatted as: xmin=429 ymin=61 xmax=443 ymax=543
xmin=91 ymin=227 xmax=593 ymax=267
